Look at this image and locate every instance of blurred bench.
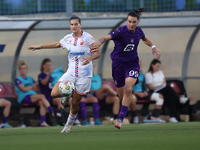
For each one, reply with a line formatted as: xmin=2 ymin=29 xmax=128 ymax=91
xmin=0 ymin=83 xmax=20 ymax=122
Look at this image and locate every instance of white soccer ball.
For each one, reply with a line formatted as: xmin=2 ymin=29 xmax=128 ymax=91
xmin=58 ymin=81 xmax=74 ymax=96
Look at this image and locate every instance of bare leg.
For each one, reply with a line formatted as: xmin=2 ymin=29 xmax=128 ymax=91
xmin=105 ymin=96 xmax=120 ymax=115
xmin=51 ymin=82 xmax=64 ymax=98
xmin=30 ymin=94 xmax=50 ymax=108
xmin=37 ymin=101 xmax=46 ymax=116
xmin=121 ymin=77 xmax=137 ymax=107
xmin=95 ymin=84 xmax=117 ymax=99
xmin=70 ymin=91 xmax=83 ymax=114
xmin=0 ymin=99 xmax=11 ymax=116
xmin=129 ymin=95 xmax=137 ymax=111
xmin=53 ymin=98 xmax=64 ymax=109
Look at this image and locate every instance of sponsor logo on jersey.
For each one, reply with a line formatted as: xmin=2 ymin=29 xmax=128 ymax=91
xmin=69 ymin=52 xmax=85 ymax=56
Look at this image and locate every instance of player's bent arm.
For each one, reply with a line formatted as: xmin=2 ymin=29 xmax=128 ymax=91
xmin=142 ymin=37 xmax=161 ymax=59
xmin=146 ymin=83 xmax=163 ymax=91
xmin=97 ymin=35 xmax=112 ymax=47
xmin=133 ymin=91 xmax=144 ymax=98
xmin=90 ymin=35 xmax=112 ymax=50
xmin=41 ymin=75 xmax=51 ymax=86
xmin=142 ymin=37 xmax=153 ymax=47
xmin=28 ymin=42 xmax=60 ymax=50
xmin=18 ymin=84 xmax=33 ymax=92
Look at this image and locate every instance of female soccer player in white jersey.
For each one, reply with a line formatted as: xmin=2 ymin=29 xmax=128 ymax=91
xmin=28 ymin=15 xmax=100 ymax=133
xmin=90 ymin=8 xmax=161 ymax=129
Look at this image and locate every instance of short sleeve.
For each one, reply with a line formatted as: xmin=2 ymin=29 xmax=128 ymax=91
xmin=15 ymin=78 xmax=22 ymax=87
xmin=32 ymin=78 xmax=35 ymax=84
xmin=145 ymin=72 xmax=153 ymax=84
xmin=87 ymin=34 xmax=98 ymax=53
xmin=110 ymin=28 xmax=121 ymax=40
xmin=38 ymin=73 xmax=47 ymax=83
xmin=59 ymin=35 xmax=68 ymax=49
xmin=137 ymin=27 xmax=145 ymax=39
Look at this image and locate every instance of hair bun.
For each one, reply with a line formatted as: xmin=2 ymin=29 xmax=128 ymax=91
xmin=133 ymin=8 xmax=145 ymax=15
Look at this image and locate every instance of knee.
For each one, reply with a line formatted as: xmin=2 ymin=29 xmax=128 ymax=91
xmin=124 ymin=84 xmax=132 ymax=95
xmin=102 ymin=84 xmax=110 ymax=90
xmin=151 ymin=93 xmax=164 ymax=105
xmin=51 ymin=91 xmax=56 ymax=97
xmin=6 ymin=101 xmax=11 ymax=107
xmin=39 ymin=94 xmax=46 ymax=100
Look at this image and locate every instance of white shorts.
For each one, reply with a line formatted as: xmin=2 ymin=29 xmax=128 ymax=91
xmin=58 ymin=72 xmax=91 ymax=95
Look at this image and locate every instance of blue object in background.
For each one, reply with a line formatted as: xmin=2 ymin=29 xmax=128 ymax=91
xmin=0 ymin=45 xmax=6 ymax=53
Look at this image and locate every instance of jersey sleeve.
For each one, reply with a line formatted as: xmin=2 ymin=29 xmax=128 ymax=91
xmin=87 ymin=34 xmax=98 ymax=53
xmin=15 ymin=78 xmax=22 ymax=87
xmin=38 ymin=73 xmax=47 ymax=83
xmin=145 ymin=72 xmax=153 ymax=84
xmin=32 ymin=77 xmax=35 ymax=84
xmin=138 ymin=27 xmax=145 ymax=39
xmin=110 ymin=28 xmax=121 ymax=40
xmin=59 ymin=35 xmax=68 ymax=49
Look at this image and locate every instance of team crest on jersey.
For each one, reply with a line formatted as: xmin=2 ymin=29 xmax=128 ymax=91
xmin=79 ymin=39 xmax=84 ymax=45
xmin=131 ymin=39 xmax=134 ymax=43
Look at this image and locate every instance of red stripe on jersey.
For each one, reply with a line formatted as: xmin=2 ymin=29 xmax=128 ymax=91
xmin=59 ymin=43 xmax=64 ymax=49
xmin=90 ymin=49 xmax=99 ymax=53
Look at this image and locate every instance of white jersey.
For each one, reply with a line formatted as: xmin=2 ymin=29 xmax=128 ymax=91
xmin=59 ymin=31 xmax=97 ymax=78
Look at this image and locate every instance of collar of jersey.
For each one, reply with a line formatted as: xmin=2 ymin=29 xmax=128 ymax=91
xmin=72 ymin=31 xmax=83 ymax=38
xmin=126 ymin=25 xmax=136 ymax=34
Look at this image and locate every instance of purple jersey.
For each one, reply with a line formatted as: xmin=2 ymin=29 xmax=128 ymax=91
xmin=38 ymin=72 xmax=53 ymax=101
xmin=110 ymin=25 xmax=145 ymax=62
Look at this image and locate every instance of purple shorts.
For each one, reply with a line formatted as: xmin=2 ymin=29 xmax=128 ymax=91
xmin=45 ymin=95 xmax=53 ymax=105
xmin=112 ymin=60 xmax=140 ymax=88
xmin=92 ymin=92 xmax=108 ymax=104
xmin=22 ymin=95 xmax=35 ymax=106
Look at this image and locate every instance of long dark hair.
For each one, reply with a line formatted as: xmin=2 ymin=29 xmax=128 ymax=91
xmin=40 ymin=58 xmax=51 ymax=72
xmin=148 ymin=59 xmax=161 ymax=72
xmin=127 ymin=8 xmax=145 ymax=20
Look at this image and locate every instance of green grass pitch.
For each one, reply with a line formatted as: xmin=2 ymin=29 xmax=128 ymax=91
xmin=0 ymin=122 xmax=200 ymax=150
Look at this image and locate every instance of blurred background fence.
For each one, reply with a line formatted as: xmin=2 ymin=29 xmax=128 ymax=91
xmin=0 ymin=0 xmax=200 ymax=16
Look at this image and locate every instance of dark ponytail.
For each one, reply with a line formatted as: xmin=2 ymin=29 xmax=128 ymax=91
xmin=148 ymin=59 xmax=161 ymax=72
xmin=127 ymin=8 xmax=145 ymax=20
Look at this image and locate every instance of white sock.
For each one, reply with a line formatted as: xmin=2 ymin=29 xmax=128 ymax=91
xmin=66 ymin=112 xmax=77 ymax=126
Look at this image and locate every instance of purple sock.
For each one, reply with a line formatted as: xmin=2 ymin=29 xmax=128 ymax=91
xmin=3 ymin=115 xmax=8 ymax=123
xmin=118 ymin=105 xmax=129 ymax=122
xmin=47 ymin=106 xmax=53 ymax=113
xmin=75 ymin=114 xmax=79 ymax=120
xmin=40 ymin=115 xmax=46 ymax=122
xmin=93 ymin=102 xmax=99 ymax=120
xmin=80 ymin=102 xmax=87 ymax=120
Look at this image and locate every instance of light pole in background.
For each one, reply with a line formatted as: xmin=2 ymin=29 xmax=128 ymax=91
xmin=66 ymin=0 xmax=73 ymax=18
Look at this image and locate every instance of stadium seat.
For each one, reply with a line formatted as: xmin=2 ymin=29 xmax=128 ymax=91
xmin=167 ymin=79 xmax=193 ymax=121
xmin=0 ymin=83 xmax=20 ymax=121
xmin=167 ymin=79 xmax=192 ymax=100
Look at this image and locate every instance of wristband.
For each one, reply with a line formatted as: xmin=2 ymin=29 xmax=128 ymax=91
xmin=151 ymin=45 xmax=156 ymax=49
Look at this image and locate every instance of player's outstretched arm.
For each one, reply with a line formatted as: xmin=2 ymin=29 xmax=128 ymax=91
xmin=90 ymin=35 xmax=112 ymax=50
xmin=142 ymin=37 xmax=161 ymax=59
xmin=28 ymin=42 xmax=61 ymax=51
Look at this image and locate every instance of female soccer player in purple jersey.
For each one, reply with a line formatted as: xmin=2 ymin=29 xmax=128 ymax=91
xmin=90 ymin=8 xmax=161 ymax=129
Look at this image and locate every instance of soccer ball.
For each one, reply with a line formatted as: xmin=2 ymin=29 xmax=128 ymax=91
xmin=58 ymin=81 xmax=74 ymax=96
